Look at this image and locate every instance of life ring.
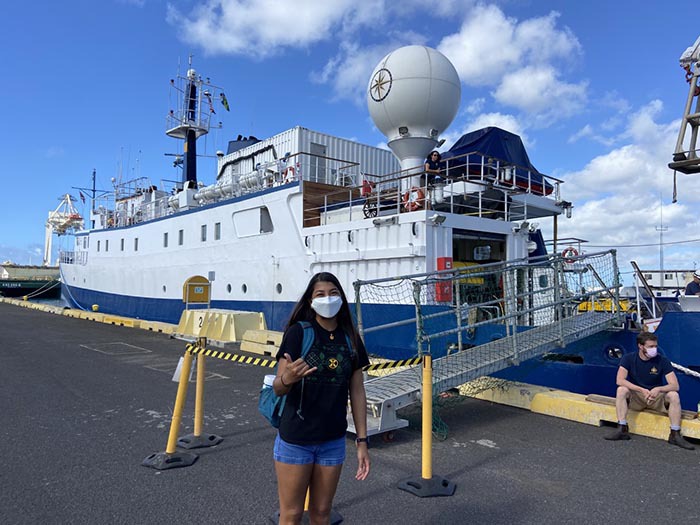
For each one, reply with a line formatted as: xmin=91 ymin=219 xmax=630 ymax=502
xmin=562 ymin=246 xmax=578 ymax=263
xmin=283 ymin=166 xmax=296 ymax=183
xmin=402 ymin=187 xmax=425 ymax=211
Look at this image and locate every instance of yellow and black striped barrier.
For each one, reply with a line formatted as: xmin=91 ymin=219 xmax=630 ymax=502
xmin=364 ymin=357 xmax=422 ymax=371
xmin=186 ymin=344 xmax=277 ymax=368
xmin=185 ymin=343 xmax=422 ymax=371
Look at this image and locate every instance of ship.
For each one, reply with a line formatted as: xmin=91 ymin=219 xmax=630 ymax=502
xmin=0 ymin=262 xmax=60 ymax=299
xmin=58 ymin=45 xmax=700 ymax=412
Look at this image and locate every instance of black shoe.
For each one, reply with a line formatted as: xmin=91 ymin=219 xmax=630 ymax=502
xmin=605 ymin=424 xmax=631 ymax=441
xmin=668 ymin=430 xmax=695 ymax=450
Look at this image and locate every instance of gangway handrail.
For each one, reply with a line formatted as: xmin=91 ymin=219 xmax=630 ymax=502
xmin=630 ymin=260 xmax=661 ymax=318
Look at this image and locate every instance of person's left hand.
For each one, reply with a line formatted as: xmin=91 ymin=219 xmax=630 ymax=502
xmin=355 ymin=446 xmax=370 ymax=480
xmin=646 ymin=387 xmax=661 ymax=403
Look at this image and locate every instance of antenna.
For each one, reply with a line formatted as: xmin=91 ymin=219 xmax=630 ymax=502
xmin=655 ymin=192 xmax=668 ymax=272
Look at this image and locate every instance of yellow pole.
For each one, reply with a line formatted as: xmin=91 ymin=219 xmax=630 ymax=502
xmin=304 ymin=488 xmax=310 ymax=511
xmin=421 ymin=354 xmax=433 ymax=480
xmin=194 ymin=344 xmax=206 ymax=437
xmin=165 ymin=350 xmax=194 ymax=454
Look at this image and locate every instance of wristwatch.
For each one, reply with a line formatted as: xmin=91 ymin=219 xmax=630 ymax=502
xmin=355 ymin=436 xmax=369 ymax=446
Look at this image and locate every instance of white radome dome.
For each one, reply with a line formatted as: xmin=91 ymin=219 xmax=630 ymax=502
xmin=367 ymin=46 xmax=461 ymax=143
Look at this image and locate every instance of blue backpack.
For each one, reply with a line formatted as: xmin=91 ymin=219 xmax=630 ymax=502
xmin=258 ymin=321 xmax=315 ymax=428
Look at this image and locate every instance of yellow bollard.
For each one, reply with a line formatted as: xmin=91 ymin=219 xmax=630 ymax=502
xmin=194 ymin=349 xmax=206 ymax=437
xmin=166 ymin=350 xmax=194 ymax=454
xmin=142 ymin=348 xmax=199 ymax=470
xmin=421 ymin=354 xmax=433 ymax=480
xmin=397 ymin=352 xmax=455 ymax=497
xmin=175 ymin=338 xmax=223 ymax=450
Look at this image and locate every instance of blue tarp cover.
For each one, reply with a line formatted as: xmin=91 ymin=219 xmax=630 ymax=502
xmin=442 ymin=127 xmax=552 ymax=195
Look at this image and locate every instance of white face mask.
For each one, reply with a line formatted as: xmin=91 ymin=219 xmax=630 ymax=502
xmin=645 ymin=346 xmax=658 ymax=358
xmin=311 ymin=296 xmax=343 ymax=319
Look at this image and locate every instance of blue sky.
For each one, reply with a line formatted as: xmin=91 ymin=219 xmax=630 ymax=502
xmin=2 ymin=0 xmax=699 ymax=281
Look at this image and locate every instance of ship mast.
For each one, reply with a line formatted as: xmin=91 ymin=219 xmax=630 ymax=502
xmin=166 ymin=55 xmax=224 ymax=190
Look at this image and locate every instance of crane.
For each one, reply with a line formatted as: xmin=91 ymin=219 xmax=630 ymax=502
xmin=669 ymin=35 xmax=700 ymax=175
xmin=44 ymin=194 xmax=83 ymax=266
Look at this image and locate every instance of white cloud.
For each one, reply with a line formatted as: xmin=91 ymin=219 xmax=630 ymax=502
xmin=166 ymin=0 xmax=375 ymax=57
xmin=436 ymin=5 xmax=585 ymax=124
xmin=552 ymin=100 xmax=700 ymax=278
xmin=493 ymin=65 xmax=587 ymax=122
xmin=438 ymin=6 xmax=582 ymax=86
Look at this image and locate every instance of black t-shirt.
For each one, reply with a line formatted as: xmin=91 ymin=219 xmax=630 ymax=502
xmin=619 ymin=351 xmax=673 ymax=390
xmin=275 ymin=319 xmax=369 ymax=444
xmin=424 ymin=159 xmax=441 ymax=184
xmin=686 ymin=281 xmax=700 ymax=296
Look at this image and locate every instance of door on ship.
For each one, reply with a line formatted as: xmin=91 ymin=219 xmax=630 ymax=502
xmin=452 ymin=229 xmax=506 ymax=307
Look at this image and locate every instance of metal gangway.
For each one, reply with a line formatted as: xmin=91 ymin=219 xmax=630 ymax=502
xmin=350 ymin=250 xmax=624 ymax=436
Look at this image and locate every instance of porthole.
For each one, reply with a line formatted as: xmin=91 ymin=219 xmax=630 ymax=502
xmin=162 ymin=285 xmax=167 ymax=293
xmin=276 ymin=283 xmax=283 ymax=294
xmin=227 ymin=284 xmax=232 ymax=293
xmin=241 ymin=284 xmax=248 ymax=294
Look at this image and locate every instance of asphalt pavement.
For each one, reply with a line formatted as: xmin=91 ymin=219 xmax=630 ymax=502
xmin=2 ymin=302 xmax=699 ymax=525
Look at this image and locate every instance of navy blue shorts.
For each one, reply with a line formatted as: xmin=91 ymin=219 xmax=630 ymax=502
xmin=273 ymin=434 xmax=346 ymax=466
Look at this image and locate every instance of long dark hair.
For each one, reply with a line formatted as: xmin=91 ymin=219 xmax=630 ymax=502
xmin=286 ymin=272 xmax=360 ymax=351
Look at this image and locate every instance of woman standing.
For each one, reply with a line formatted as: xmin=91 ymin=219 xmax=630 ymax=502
xmin=273 ymin=272 xmax=370 ymax=525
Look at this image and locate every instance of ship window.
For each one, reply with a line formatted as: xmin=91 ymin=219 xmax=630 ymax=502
xmin=105 ymin=240 xmax=109 ymax=252
xmin=644 ymin=273 xmax=652 ymax=280
xmin=97 ymin=240 xmax=100 ymax=252
xmin=226 ymin=284 xmax=231 ymax=293
xmin=309 ymin=142 xmax=327 ymax=183
xmin=664 ymin=273 xmax=673 ymax=280
xmin=121 ymin=238 xmax=125 ymax=251
xmin=214 ymin=222 xmax=221 ymax=240
xmin=473 ymin=245 xmax=491 ymax=261
xmin=134 ymin=238 xmax=139 ymax=251
xmin=201 ymin=224 xmax=207 ymax=242
xmin=178 ymin=229 xmax=184 ymax=245
xmin=163 ymin=232 xmax=168 ymax=248
xmin=276 ymin=283 xmax=282 ymax=294
xmin=241 ymin=284 xmax=248 ymax=294
xmin=232 ymin=206 xmax=274 ymax=237
xmin=261 ymin=208 xmax=273 ymax=233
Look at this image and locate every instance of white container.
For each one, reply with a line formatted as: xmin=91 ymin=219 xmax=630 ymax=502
xmin=263 ymin=374 xmax=276 ymax=387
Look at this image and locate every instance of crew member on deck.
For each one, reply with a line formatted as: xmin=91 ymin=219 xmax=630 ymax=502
xmin=424 ymin=151 xmax=442 ymax=186
xmin=685 ymin=270 xmax=700 ymax=296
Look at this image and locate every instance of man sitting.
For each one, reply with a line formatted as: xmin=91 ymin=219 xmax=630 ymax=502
xmin=605 ymin=332 xmax=694 ymax=449
xmin=685 ymin=270 xmax=700 ymax=296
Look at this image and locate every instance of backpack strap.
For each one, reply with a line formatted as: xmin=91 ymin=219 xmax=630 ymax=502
xmin=298 ymin=321 xmax=315 ymax=359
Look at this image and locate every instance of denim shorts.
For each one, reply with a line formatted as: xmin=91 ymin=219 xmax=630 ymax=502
xmin=274 ymin=434 xmax=346 ymax=466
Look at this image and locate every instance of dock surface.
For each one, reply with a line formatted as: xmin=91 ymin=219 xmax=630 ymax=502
xmin=2 ymin=302 xmax=699 ymax=524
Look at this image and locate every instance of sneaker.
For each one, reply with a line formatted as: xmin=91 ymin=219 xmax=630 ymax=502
xmin=605 ymin=424 xmax=631 ymax=441
xmin=668 ymin=430 xmax=695 ymax=450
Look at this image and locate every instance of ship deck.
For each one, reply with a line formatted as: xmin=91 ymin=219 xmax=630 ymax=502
xmin=2 ymin=300 xmax=699 ymax=524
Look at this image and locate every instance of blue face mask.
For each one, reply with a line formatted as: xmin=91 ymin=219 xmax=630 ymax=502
xmin=311 ymin=295 xmax=342 ymax=318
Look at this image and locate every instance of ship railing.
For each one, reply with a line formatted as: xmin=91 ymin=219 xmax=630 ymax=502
xmin=59 ymin=250 xmax=88 ymax=265
xmin=301 ymin=149 xmax=565 ymax=227
xmin=353 ymin=249 xmax=622 ymax=359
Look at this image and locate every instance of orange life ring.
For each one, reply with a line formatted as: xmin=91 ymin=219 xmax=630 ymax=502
xmin=402 ymin=187 xmax=425 ymax=211
xmin=562 ymin=246 xmax=578 ymax=263
xmin=283 ymin=166 xmax=296 ymax=183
